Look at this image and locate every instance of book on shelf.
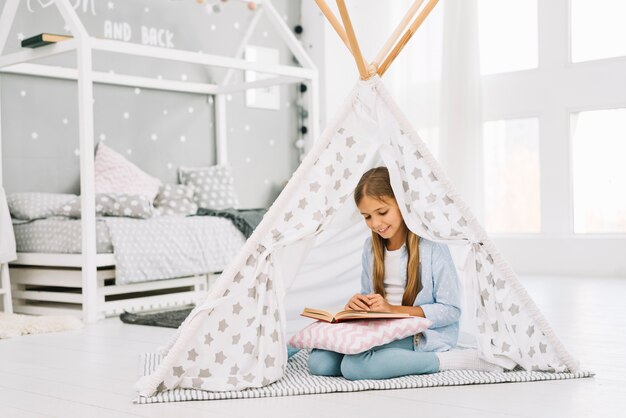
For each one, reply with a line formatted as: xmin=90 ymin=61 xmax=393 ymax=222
xmin=21 ymin=33 xmax=73 ymax=48
xmin=300 ymin=307 xmax=410 ymax=323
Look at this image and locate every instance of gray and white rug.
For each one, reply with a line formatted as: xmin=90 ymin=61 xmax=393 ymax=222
xmin=136 ymin=350 xmax=593 ymax=404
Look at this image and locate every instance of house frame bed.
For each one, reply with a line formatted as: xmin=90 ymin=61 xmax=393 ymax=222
xmin=0 ymin=0 xmax=319 ymax=322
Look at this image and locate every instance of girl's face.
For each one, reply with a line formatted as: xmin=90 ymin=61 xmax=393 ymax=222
xmin=357 ymin=195 xmax=407 ymax=245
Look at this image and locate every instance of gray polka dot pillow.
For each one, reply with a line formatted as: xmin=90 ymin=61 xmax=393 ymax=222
xmin=153 ymin=184 xmax=198 ymax=216
xmin=178 ymin=165 xmax=240 ymax=210
xmin=7 ymin=192 xmax=77 ymax=220
xmin=55 ymin=193 xmax=155 ymax=219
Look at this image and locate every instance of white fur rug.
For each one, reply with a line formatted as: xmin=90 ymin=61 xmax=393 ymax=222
xmin=0 ymin=313 xmax=83 ymax=339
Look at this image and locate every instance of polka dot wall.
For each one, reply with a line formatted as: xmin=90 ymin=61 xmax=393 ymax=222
xmin=0 ymin=0 xmax=300 ymax=208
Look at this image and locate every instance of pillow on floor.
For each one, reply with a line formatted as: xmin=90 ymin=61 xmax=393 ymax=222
xmin=178 ymin=165 xmax=239 ymax=210
xmin=7 ymin=192 xmax=77 ymax=220
xmin=95 ymin=143 xmax=162 ymax=201
xmin=288 ymin=317 xmax=432 ymax=355
xmin=55 ymin=193 xmax=154 ymax=219
xmin=153 ymin=184 xmax=198 ymax=216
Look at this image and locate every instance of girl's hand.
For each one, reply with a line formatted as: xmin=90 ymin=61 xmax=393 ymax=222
xmin=366 ymin=293 xmax=394 ymax=313
xmin=345 ymin=294 xmax=371 ymax=311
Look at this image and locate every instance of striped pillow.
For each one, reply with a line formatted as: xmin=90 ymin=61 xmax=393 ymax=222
xmin=288 ymin=317 xmax=431 ymax=355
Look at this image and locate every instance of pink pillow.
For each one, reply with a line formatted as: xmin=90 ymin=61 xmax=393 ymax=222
xmin=94 ymin=143 xmax=162 ymax=201
xmin=288 ymin=317 xmax=432 ymax=355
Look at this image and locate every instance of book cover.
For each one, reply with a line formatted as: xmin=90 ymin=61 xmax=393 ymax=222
xmin=300 ymin=307 xmax=410 ymax=323
xmin=21 ymin=33 xmax=73 ymax=49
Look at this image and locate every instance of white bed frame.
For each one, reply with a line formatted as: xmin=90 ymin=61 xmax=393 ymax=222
xmin=0 ymin=0 xmax=319 ymax=322
xmin=9 ymin=253 xmax=213 ymax=318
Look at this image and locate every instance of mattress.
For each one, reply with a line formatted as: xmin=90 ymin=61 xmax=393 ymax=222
xmin=13 ymin=217 xmax=113 ymax=254
xmin=12 ymin=216 xmax=247 ymax=282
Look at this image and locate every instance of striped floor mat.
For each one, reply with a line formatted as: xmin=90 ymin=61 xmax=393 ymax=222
xmin=136 ymin=350 xmax=592 ymax=403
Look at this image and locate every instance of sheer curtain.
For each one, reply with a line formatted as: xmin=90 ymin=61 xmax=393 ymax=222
xmin=385 ymin=0 xmax=484 ymax=220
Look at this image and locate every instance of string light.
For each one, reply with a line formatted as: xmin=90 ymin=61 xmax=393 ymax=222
xmin=295 ymin=81 xmax=309 ymax=163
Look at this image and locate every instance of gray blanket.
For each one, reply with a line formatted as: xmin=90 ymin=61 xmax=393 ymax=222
xmin=196 ymin=208 xmax=267 ymax=238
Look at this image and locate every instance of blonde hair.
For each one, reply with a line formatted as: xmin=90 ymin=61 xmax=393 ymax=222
xmin=354 ymin=167 xmax=420 ymax=306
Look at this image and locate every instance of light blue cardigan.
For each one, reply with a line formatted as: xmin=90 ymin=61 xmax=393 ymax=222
xmin=360 ymin=236 xmax=462 ymax=352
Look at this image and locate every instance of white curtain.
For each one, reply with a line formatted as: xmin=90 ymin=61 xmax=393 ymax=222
xmin=383 ymin=0 xmax=484 ymax=220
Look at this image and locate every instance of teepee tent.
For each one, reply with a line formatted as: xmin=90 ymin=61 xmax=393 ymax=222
xmin=136 ymin=0 xmax=580 ymax=398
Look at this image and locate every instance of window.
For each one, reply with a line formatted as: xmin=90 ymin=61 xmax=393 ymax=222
xmin=571 ymin=109 xmax=626 ymax=233
xmin=571 ymin=0 xmax=626 ymax=63
xmin=475 ymin=0 xmax=626 ymax=274
xmin=483 ymin=118 xmax=541 ymax=233
xmin=477 ymin=0 xmax=538 ymax=75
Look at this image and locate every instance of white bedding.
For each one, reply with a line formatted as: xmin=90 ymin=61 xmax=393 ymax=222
xmin=105 ymin=216 xmax=246 ymax=284
xmin=12 ymin=216 xmax=246 ymax=284
xmin=13 ymin=217 xmax=113 ymax=254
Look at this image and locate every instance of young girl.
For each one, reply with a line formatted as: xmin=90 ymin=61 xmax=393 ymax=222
xmin=307 ymin=167 xmax=500 ymax=380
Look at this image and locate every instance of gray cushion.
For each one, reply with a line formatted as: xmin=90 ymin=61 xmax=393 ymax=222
xmin=55 ymin=193 xmax=155 ymax=219
xmin=7 ymin=192 xmax=77 ymax=220
xmin=153 ymin=184 xmax=198 ymax=216
xmin=178 ymin=165 xmax=240 ymax=210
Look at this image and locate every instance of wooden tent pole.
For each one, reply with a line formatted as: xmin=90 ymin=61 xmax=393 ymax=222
xmin=378 ymin=0 xmax=439 ymax=77
xmin=335 ymin=0 xmax=369 ymax=79
xmin=314 ymin=0 xmax=352 ymax=54
xmin=372 ymin=0 xmax=424 ymax=68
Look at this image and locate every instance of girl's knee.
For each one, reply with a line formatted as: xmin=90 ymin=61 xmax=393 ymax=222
xmin=308 ymin=349 xmax=342 ymax=376
xmin=340 ymin=353 xmax=371 ymax=380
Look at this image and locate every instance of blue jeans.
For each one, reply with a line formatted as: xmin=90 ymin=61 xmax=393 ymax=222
xmin=307 ymin=336 xmax=440 ymax=380
xmin=287 ymin=345 xmax=300 ymax=359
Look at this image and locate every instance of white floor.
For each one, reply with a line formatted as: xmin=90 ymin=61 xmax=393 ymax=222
xmin=1 ymin=275 xmax=624 ymax=418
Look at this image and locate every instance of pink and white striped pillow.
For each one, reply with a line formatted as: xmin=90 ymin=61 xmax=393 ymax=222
xmin=94 ymin=143 xmax=162 ymax=202
xmin=288 ymin=317 xmax=432 ymax=355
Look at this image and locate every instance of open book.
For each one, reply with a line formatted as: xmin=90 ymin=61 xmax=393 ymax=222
xmin=300 ymin=307 xmax=410 ymax=323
